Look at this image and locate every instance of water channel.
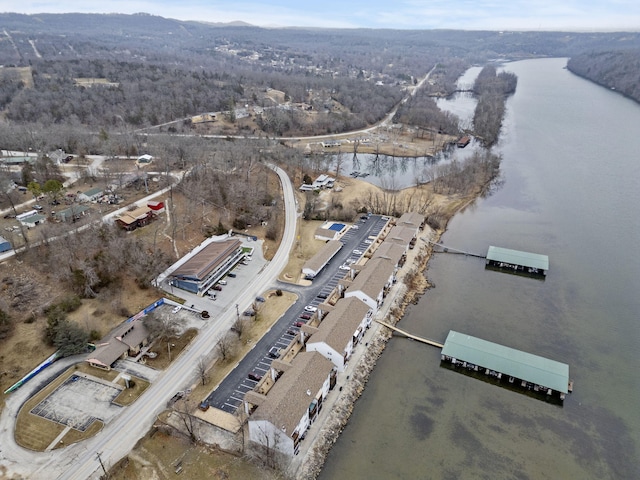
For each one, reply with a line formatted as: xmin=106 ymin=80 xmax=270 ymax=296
xmin=319 ymin=58 xmax=640 ymax=479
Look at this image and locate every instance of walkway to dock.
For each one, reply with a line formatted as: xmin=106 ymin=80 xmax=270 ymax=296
xmin=375 ymin=320 xmax=444 ymax=348
xmin=424 ymin=239 xmax=486 ymax=259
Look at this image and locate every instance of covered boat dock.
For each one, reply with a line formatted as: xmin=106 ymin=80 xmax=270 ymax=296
xmin=441 ymin=330 xmax=570 ymax=400
xmin=486 ymin=246 xmax=548 ymax=275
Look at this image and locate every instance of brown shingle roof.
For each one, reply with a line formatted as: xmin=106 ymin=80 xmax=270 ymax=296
xmin=371 ymin=241 xmax=406 ymax=265
xmin=116 ymin=205 xmax=152 ymax=226
xmin=172 ymin=238 xmax=241 ymax=280
xmin=307 ymin=297 xmax=370 ymax=352
xmin=251 ymin=352 xmax=333 ymax=436
xmin=86 ymin=320 xmax=149 ymax=369
xmin=385 ymin=225 xmax=415 ymax=246
xmin=346 ymin=257 xmax=395 ymax=300
xmin=302 ymin=240 xmax=343 ymax=275
xmin=397 ymin=212 xmax=424 ymax=228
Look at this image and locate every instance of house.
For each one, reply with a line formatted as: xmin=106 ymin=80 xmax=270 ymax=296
xmin=147 ymin=201 xmax=165 ymax=214
xmin=54 ymin=205 xmax=91 ymax=223
xmin=342 ymin=257 xmax=395 ymax=311
xmin=457 ymin=135 xmax=471 ymax=148
xmin=115 ymin=205 xmax=154 ymax=231
xmin=136 ymin=154 xmax=153 ymax=166
xmin=245 ymin=352 xmax=334 ymax=457
xmin=169 ymin=238 xmax=244 ymax=295
xmin=78 ymin=187 xmax=104 ymax=202
xmin=305 ymin=297 xmax=372 ymax=372
xmin=0 ymin=236 xmax=11 ymax=253
xmin=86 ymin=320 xmax=150 ymax=371
xmin=312 ymin=174 xmax=335 ymax=189
xmin=16 ymin=210 xmax=46 ymax=228
xmin=302 ymin=240 xmax=343 ymax=279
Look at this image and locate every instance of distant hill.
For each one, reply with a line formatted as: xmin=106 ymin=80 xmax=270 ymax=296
xmin=567 ymin=49 xmax=640 ymax=104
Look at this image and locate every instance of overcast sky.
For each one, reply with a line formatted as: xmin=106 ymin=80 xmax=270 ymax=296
xmin=2 ymin=0 xmax=639 ymax=31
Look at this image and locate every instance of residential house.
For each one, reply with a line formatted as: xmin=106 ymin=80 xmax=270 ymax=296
xmin=115 ymin=205 xmax=154 ymax=231
xmin=86 ymin=320 xmax=150 ymax=370
xmin=78 ymin=187 xmax=104 ymax=203
xmin=54 ymin=205 xmax=90 ymax=223
xmin=16 ymin=210 xmax=46 ymax=228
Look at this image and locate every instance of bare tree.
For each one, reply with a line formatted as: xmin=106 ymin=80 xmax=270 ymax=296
xmin=196 ymin=358 xmax=210 ymax=386
xmin=215 ymin=332 xmax=237 ymax=362
xmin=173 ymin=398 xmax=199 ymax=444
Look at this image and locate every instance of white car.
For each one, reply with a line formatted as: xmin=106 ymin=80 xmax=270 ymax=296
xmin=172 ymin=306 xmax=182 ymax=314
xmin=353 ymin=249 xmax=363 ymax=255
xmin=339 ymin=264 xmax=350 ymax=270
xmin=304 ymin=305 xmax=317 ymax=313
xmin=351 ymin=225 xmax=359 ymax=230
xmin=218 ymin=280 xmax=227 ymax=285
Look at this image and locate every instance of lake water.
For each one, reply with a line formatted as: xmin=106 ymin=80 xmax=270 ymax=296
xmin=319 ymin=58 xmax=640 ymax=479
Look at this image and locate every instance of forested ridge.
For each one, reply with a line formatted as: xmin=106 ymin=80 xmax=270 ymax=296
xmin=567 ymin=49 xmax=640 ymax=103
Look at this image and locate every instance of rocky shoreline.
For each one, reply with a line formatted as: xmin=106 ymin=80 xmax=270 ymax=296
xmin=294 ymin=224 xmax=441 ymax=479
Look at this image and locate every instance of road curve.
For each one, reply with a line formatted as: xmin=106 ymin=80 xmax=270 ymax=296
xmin=0 ymin=165 xmax=297 ymax=480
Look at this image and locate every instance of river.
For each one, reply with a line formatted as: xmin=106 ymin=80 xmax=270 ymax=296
xmin=319 ymin=58 xmax=640 ymax=479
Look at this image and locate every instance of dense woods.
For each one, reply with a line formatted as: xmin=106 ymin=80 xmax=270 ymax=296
xmin=567 ymin=49 xmax=640 ymax=104
xmin=472 ymin=66 xmax=518 ymax=147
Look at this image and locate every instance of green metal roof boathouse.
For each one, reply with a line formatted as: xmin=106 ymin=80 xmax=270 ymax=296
xmin=441 ymin=330 xmax=571 ymax=401
xmin=486 ymin=246 xmax=549 ymax=275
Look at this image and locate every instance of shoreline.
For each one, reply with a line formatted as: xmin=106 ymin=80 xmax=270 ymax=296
xmin=291 ymin=193 xmax=478 ymax=479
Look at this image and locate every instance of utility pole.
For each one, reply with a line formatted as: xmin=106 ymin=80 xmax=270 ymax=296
xmin=235 ymin=303 xmax=240 ymax=322
xmin=96 ymin=451 xmax=108 ymax=478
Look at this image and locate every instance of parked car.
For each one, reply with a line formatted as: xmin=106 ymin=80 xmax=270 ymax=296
xmin=218 ymin=280 xmax=227 ymax=285
xmin=351 ymin=225 xmax=359 ymax=230
xmin=227 ymin=272 xmax=237 ymax=278
xmin=287 ymin=329 xmax=297 ymax=336
xmin=213 ymin=285 xmax=222 ymax=291
xmin=317 ymin=292 xmax=329 ymax=299
xmin=171 ymin=306 xmax=182 ymax=314
xmin=299 ymin=313 xmax=311 ymax=320
xmin=364 ymin=239 xmax=373 ymax=244
xmin=34 ymin=204 xmax=43 ymax=211
xmin=243 ymin=309 xmax=256 ymax=317
xmin=248 ymin=372 xmax=262 ymax=382
xmin=256 ymin=296 xmax=266 ymax=302
xmin=304 ymin=305 xmax=317 ymax=313
xmin=199 ymin=401 xmax=210 ymax=412
xmin=339 ymin=264 xmax=350 ymax=271
xmin=268 ymin=347 xmax=281 ymax=358
xmin=294 ymin=321 xmax=305 ymax=327
xmin=352 ymin=249 xmax=363 ymax=255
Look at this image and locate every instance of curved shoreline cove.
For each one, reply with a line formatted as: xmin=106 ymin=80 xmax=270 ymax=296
xmin=318 ymin=57 xmax=640 ymax=480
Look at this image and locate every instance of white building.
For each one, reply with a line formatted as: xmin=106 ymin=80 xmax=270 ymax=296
xmin=246 ymin=352 xmax=334 ymax=457
xmin=341 ymin=257 xmax=395 ymax=311
xmin=306 ymin=297 xmax=372 ymax=372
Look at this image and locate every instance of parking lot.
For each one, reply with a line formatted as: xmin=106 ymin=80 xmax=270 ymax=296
xmin=30 ymin=375 xmax=123 ymax=432
xmin=206 ymin=215 xmax=389 ymax=413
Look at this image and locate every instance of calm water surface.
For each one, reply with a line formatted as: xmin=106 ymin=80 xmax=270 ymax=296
xmin=319 ymin=58 xmax=640 ymax=479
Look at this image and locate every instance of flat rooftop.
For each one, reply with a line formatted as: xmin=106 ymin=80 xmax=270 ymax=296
xmin=441 ymin=330 xmax=569 ymax=393
xmin=486 ymin=246 xmax=549 ymax=271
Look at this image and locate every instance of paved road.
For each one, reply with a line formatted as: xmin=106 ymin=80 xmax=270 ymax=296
xmin=206 ymin=215 xmax=389 ymax=413
xmin=0 ymin=165 xmax=296 ymax=479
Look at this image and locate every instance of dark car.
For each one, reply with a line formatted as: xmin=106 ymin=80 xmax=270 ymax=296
xmin=287 ymin=329 xmax=297 ymax=336
xmin=212 ymin=285 xmax=222 ymax=291
xmin=248 ymin=372 xmax=262 ymax=382
xmin=317 ymin=292 xmax=329 ymax=299
xmin=299 ymin=313 xmax=311 ymax=320
xmin=227 ymin=272 xmax=237 ymax=278
xmin=256 ymin=296 xmax=266 ymax=302
xmin=243 ymin=309 xmax=256 ymax=317
xmin=268 ymin=347 xmax=281 ymax=358
xmin=294 ymin=321 xmax=305 ymax=327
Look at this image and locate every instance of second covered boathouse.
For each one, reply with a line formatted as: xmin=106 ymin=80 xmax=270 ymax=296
xmin=486 ymin=245 xmax=549 ymax=276
xmin=441 ymin=331 xmax=572 ymax=402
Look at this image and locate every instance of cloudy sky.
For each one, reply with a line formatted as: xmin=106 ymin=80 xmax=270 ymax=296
xmin=2 ymin=0 xmax=639 ymax=31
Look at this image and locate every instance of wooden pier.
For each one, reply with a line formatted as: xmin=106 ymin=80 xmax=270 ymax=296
xmin=376 ymin=320 xmax=444 ymax=348
xmin=425 ymin=239 xmax=486 ymax=259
